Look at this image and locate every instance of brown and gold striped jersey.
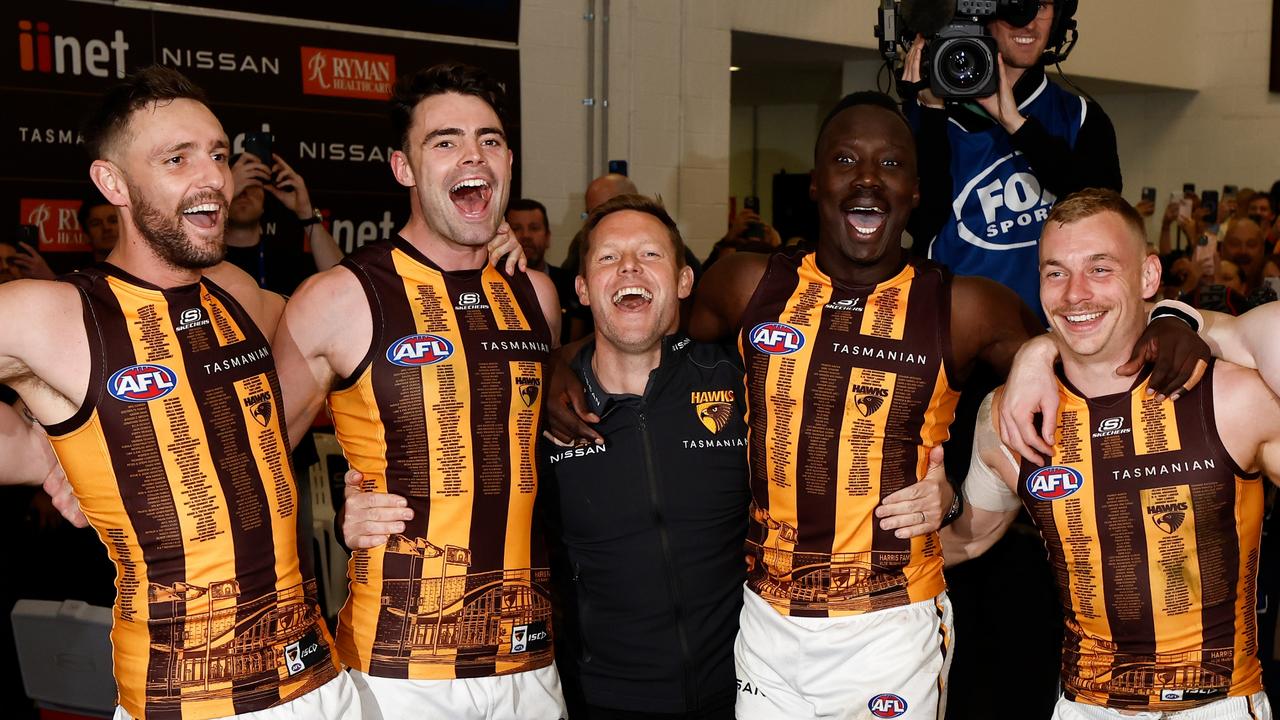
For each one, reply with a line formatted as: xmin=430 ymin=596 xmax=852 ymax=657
xmin=738 ymin=252 xmax=959 ymax=618
xmin=330 ymin=237 xmax=553 ymax=680
xmin=45 ymin=264 xmax=338 ymax=720
xmin=1018 ymin=363 xmax=1264 ymax=710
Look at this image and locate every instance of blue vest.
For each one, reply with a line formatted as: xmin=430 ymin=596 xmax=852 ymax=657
xmin=925 ymin=76 xmax=1085 ymax=319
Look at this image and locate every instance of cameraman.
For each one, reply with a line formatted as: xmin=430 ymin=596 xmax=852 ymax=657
xmin=226 ymin=151 xmax=343 ymax=295
xmin=901 ymin=0 xmax=1121 ymax=318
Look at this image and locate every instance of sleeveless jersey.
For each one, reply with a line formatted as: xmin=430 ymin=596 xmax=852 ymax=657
xmin=926 ymin=75 xmax=1086 ymax=315
xmin=45 ymin=264 xmax=338 ymax=720
xmin=330 ymin=237 xmax=554 ymax=680
xmin=738 ymin=252 xmax=960 ymax=618
xmin=1017 ymin=364 xmax=1264 ymax=710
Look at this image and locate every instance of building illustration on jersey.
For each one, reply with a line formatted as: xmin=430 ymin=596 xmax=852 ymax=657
xmin=143 ymin=579 xmax=325 ymax=710
xmin=369 ymin=534 xmax=553 ymax=668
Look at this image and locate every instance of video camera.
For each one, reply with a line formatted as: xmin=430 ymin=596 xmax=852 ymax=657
xmin=875 ymin=0 xmax=1078 ymax=99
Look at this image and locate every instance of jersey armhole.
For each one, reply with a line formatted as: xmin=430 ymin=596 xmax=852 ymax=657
xmin=42 ymin=281 xmax=104 ymax=437
xmin=330 ymin=257 xmax=383 ymax=392
xmin=1200 ymin=359 xmax=1262 ymax=481
xmin=938 ymin=267 xmax=960 ymax=390
xmin=736 ymin=253 xmax=784 ymax=350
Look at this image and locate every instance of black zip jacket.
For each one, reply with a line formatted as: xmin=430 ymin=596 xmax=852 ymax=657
xmin=540 ymin=335 xmax=750 ymax=714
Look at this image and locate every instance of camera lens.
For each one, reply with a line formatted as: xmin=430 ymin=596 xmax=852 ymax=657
xmin=940 ymin=40 xmax=990 ymax=90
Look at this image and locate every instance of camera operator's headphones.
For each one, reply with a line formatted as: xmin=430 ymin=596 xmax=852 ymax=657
xmin=1042 ymin=0 xmax=1079 ymax=65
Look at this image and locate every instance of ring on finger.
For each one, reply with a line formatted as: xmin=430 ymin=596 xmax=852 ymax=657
xmin=918 ymin=511 xmax=926 ymax=524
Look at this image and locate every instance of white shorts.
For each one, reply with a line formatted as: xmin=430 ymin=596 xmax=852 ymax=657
xmin=113 ymin=671 xmax=360 ymax=720
xmin=349 ymin=663 xmax=566 ymax=720
xmin=1052 ymin=692 xmax=1272 ymax=720
xmin=734 ymin=586 xmax=954 ymax=720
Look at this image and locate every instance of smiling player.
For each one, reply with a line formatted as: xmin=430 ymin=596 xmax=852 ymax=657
xmin=940 ymin=189 xmax=1280 ymax=719
xmin=271 ymin=63 xmax=565 ymax=719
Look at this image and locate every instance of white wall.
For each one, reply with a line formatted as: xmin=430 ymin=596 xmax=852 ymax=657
xmin=521 ymin=0 xmax=1280 ymax=263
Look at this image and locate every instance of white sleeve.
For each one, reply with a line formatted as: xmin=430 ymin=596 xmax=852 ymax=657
xmin=962 ymin=392 xmax=1023 ymax=513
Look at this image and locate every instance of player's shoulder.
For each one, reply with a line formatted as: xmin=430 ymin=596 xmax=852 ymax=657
xmin=1211 ymin=359 xmax=1272 ymax=399
xmin=1210 ymin=359 xmax=1280 ymax=429
xmin=290 ymin=261 xmax=364 ymax=312
xmin=0 ymin=277 xmax=81 ymax=315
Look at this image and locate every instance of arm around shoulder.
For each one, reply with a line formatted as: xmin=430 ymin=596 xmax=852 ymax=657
xmin=950 ymin=274 xmax=1043 ymax=378
xmin=686 ymin=251 xmax=768 ymax=344
xmin=940 ymin=390 xmax=1023 ymax=565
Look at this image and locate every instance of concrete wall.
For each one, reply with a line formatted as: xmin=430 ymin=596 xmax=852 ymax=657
xmin=521 ymin=0 xmax=1279 ymax=263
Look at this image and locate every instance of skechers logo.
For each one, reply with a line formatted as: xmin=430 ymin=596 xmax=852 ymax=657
xmin=748 ymin=322 xmax=804 ymax=355
xmin=386 ymin=334 xmax=454 ymax=367
xmin=868 ymin=693 xmax=908 ymax=718
xmin=108 ymin=364 xmax=178 ymax=403
xmin=1093 ymin=416 xmax=1131 ymax=438
xmin=1026 ymin=465 xmax=1084 ymax=501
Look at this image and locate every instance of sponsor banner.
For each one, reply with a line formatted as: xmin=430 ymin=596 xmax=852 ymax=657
xmin=18 ymin=197 xmax=90 ymax=252
xmin=1 ymin=0 xmax=520 ymax=256
xmin=155 ymin=0 xmax=519 ymax=43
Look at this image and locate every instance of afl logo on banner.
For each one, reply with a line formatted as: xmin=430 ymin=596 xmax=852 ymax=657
xmin=108 ymin=364 xmax=178 ymax=403
xmin=1026 ymin=465 xmax=1085 ymax=501
xmin=748 ymin=322 xmax=805 ymax=355
xmin=386 ymin=334 xmax=454 ymax=367
xmin=868 ymin=693 xmax=908 ymax=718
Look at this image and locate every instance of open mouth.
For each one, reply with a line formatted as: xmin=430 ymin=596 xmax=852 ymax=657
xmin=181 ymin=202 xmax=223 ymax=230
xmin=449 ymin=177 xmax=493 ymax=218
xmin=1013 ymin=35 xmax=1038 ymax=46
xmin=611 ymin=286 xmax=653 ymax=310
xmin=844 ymin=205 xmax=887 ymax=237
xmin=1060 ymin=309 xmax=1107 ymax=331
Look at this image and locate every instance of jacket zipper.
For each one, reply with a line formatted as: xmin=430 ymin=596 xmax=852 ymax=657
xmin=638 ymin=410 xmax=698 ymax=709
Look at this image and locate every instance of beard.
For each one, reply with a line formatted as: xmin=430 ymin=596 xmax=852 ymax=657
xmin=129 ymin=183 xmax=226 ymax=270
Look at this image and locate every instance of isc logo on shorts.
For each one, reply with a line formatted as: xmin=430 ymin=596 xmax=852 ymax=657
xmin=108 ymin=364 xmax=178 ymax=403
xmin=386 ymin=334 xmax=454 ymax=367
xmin=748 ymin=322 xmax=805 ymax=355
xmin=868 ymin=693 xmax=908 ymax=718
xmin=1026 ymin=465 xmax=1084 ymax=501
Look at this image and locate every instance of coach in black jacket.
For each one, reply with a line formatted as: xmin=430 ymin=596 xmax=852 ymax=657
xmin=541 ymin=194 xmax=750 ymax=719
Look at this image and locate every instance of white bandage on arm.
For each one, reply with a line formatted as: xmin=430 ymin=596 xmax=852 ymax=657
xmin=963 ymin=393 xmax=1023 ymax=513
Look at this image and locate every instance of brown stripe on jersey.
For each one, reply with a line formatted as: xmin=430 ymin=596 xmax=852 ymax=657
xmin=740 ymin=253 xmax=954 ymax=617
xmin=334 ymin=240 xmax=552 ymax=680
xmin=1021 ymin=368 xmax=1263 ymax=710
xmin=47 ymin=267 xmax=336 ymax=720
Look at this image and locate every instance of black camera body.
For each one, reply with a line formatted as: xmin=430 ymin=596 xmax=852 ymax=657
xmin=877 ymin=0 xmax=1078 ymax=100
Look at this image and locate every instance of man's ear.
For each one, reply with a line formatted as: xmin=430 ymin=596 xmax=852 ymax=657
xmin=390 ymin=150 xmax=415 ymax=188
xmin=1140 ymin=251 xmax=1162 ymax=300
xmin=89 ymin=160 xmax=128 ymax=207
xmin=574 ymin=274 xmax=590 ymax=307
xmin=676 ymin=264 xmax=694 ymax=300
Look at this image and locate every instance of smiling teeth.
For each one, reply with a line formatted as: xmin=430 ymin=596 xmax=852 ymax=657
xmin=451 ymin=178 xmax=488 ymax=192
xmin=850 ymin=206 xmax=884 ymax=213
xmin=183 ymin=203 xmax=219 ymax=214
xmin=1015 ymin=37 xmax=1036 ymax=44
xmin=1066 ymin=311 xmax=1103 ymax=323
xmin=612 ymin=287 xmax=653 ymax=303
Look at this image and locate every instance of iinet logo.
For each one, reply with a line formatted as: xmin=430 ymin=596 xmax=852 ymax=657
xmin=18 ymin=20 xmax=129 ymax=78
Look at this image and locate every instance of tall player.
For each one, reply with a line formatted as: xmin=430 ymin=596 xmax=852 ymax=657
xmin=941 ymin=189 xmax=1279 ymax=718
xmin=0 ymin=67 xmax=355 ymax=719
xmin=272 ymin=64 xmax=565 ymax=719
xmin=541 ymin=91 xmax=1203 ymax=719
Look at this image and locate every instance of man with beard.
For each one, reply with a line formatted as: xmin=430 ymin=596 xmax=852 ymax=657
xmin=901 ymin=0 xmax=1121 ymax=319
xmin=0 ymin=66 xmax=355 ymax=719
xmin=940 ymin=189 xmax=1279 ymax=719
xmin=272 ymin=64 xmax=565 ymax=719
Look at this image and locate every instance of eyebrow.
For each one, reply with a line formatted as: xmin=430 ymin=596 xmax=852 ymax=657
xmin=423 ymin=126 xmax=507 ymax=143
xmin=1041 ymin=253 xmax=1120 ymax=269
xmin=156 ymin=141 xmax=197 ymax=157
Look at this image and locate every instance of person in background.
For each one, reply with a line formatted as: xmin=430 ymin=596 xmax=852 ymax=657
xmin=508 ymin=197 xmax=576 ymax=344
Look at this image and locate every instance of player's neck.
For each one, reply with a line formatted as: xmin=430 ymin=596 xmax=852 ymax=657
xmin=1060 ymin=336 xmax=1143 ymax=398
xmin=591 ymin=337 xmax=663 ymax=397
xmin=224 ymin=222 xmax=262 ymax=248
xmin=108 ymin=232 xmax=203 ymax=288
xmin=399 ymin=216 xmax=487 ymax=272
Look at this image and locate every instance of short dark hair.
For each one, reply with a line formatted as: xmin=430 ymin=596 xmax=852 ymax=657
xmin=507 ymin=198 xmax=549 ymax=228
xmin=578 ymin=194 xmax=685 ymax=273
xmin=77 ymin=186 xmax=113 ymax=229
xmin=814 ymin=91 xmax=910 ymax=161
xmin=81 ymin=65 xmax=209 ymax=161
xmin=390 ymin=63 xmax=507 ymax=152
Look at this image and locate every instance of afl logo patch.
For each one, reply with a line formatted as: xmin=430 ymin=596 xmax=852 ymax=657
xmin=386 ymin=334 xmax=455 ymax=367
xmin=1026 ymin=465 xmax=1085 ymax=501
xmin=868 ymin=693 xmax=908 ymax=718
xmin=108 ymin=364 xmax=178 ymax=403
xmin=748 ymin=322 xmax=805 ymax=355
